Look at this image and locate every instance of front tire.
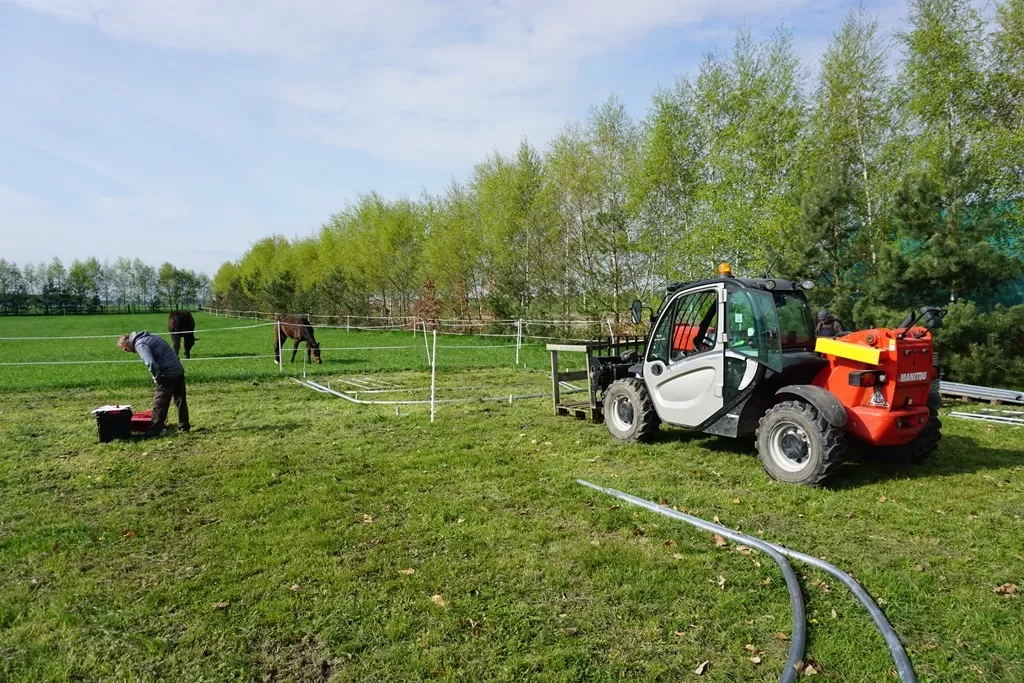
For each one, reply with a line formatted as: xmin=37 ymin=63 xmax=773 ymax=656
xmin=602 ymin=378 xmax=660 ymax=442
xmin=756 ymin=400 xmax=846 ymax=486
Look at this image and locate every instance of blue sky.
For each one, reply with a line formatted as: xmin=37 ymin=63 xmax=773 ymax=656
xmin=0 ymin=0 xmax=904 ymax=275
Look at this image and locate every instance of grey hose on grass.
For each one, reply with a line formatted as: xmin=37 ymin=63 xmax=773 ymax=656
xmin=578 ymin=479 xmax=806 ymax=683
xmin=578 ymin=480 xmax=916 ymax=683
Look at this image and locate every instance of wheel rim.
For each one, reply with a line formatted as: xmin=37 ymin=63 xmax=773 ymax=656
xmin=610 ymin=395 xmax=635 ymax=432
xmin=768 ymin=421 xmax=811 ymax=472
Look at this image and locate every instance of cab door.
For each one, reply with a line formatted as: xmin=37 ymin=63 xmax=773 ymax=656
xmin=643 ymin=285 xmax=725 ymax=428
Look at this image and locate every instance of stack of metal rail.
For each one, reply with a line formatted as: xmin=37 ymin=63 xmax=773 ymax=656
xmin=949 ymin=408 xmax=1024 ymax=426
xmin=939 ymin=380 xmax=1024 ymax=405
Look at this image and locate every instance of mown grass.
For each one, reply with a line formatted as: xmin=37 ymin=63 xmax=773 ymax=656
xmin=1 ymin=315 xmax=1023 ymax=681
xmin=0 ymin=313 xmax=554 ymax=393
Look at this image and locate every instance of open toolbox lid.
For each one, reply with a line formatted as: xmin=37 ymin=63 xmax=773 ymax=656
xmin=91 ymin=404 xmax=132 ymax=414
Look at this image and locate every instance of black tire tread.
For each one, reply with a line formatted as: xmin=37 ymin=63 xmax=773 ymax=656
xmin=887 ymin=406 xmax=942 ymax=464
xmin=603 ymin=377 xmax=661 ymax=442
xmin=755 ymin=400 xmax=846 ymax=486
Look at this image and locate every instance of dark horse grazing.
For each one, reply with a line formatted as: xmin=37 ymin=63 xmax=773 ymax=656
xmin=168 ymin=310 xmax=197 ymax=359
xmin=275 ymin=315 xmax=322 ymax=364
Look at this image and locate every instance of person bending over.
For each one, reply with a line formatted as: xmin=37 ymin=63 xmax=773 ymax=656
xmin=117 ymin=330 xmax=190 ymax=436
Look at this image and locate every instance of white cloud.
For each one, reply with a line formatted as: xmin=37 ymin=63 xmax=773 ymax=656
xmin=14 ymin=0 xmax=834 ymax=166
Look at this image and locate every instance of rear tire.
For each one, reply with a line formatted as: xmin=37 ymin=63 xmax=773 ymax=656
xmin=603 ymin=378 xmax=660 ymax=442
xmin=756 ymin=400 xmax=846 ymax=486
xmin=885 ymin=401 xmax=942 ymax=465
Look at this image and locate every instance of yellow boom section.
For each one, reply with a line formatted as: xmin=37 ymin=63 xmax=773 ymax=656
xmin=815 ymin=337 xmax=881 ymax=366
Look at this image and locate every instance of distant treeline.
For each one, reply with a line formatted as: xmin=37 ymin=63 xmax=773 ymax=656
xmin=213 ymin=0 xmax=1021 ymax=387
xmin=0 ymin=257 xmax=210 ymax=315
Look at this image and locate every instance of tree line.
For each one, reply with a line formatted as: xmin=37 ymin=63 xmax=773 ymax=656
xmin=0 ymin=257 xmax=210 ymax=315
xmin=213 ymin=0 xmax=1024 ymax=387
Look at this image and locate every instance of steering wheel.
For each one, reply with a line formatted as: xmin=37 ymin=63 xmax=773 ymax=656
xmin=694 ymin=334 xmax=715 ymax=353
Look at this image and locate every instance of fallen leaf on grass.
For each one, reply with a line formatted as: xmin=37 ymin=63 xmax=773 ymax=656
xmin=775 ymin=632 xmax=789 ymax=641
xmin=717 ymin=575 xmax=726 ymax=590
xmin=744 ymin=644 xmax=758 ymax=654
xmin=398 ymin=568 xmax=415 ymax=575
xmin=609 ymin=505 xmax=621 ymax=511
xmin=121 ymin=529 xmax=136 ymax=539
xmin=672 ymin=553 xmax=685 ymax=560
xmin=794 ymin=659 xmax=821 ymax=676
xmin=735 ymin=545 xmax=753 ymax=555
xmin=290 ymin=584 xmax=302 ymax=592
xmin=561 ymin=627 xmax=578 ymax=636
xmin=993 ymin=583 xmax=1019 ymax=597
xmin=456 ymin=518 xmax=465 ymax=524
xmin=878 ymin=496 xmax=887 ymax=503
xmin=831 ymin=609 xmax=838 ymax=619
xmin=694 ymin=660 xmax=710 ymax=675
xmin=664 ymin=539 xmax=676 ymax=547
xmin=431 ymin=595 xmax=446 ymax=607
xmin=712 ymin=534 xmax=727 ymax=547
xmin=362 ymin=514 xmax=373 ymax=524
xmin=732 ymin=497 xmax=741 ymax=504
xmin=913 ymin=563 xmax=927 ymax=572
xmin=750 ymin=656 xmax=762 ymax=665
xmin=713 ymin=516 xmax=721 ymax=523
xmin=968 ymin=664 xmax=984 ymax=676
xmin=922 ymin=643 xmax=937 ymax=651
xmin=213 ymin=601 xmax=230 ymax=610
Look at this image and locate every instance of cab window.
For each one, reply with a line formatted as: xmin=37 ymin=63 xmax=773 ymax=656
xmin=648 ymin=289 xmax=719 ymax=364
xmin=726 ymin=287 xmax=782 ymax=372
xmin=774 ymin=292 xmax=815 ymax=349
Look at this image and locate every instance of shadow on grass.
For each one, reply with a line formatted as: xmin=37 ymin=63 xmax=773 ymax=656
xmin=640 ymin=428 xmax=1017 ymax=489
xmin=833 ymin=434 xmax=1022 ymax=488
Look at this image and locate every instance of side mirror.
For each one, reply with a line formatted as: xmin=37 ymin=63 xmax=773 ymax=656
xmin=921 ymin=306 xmax=946 ymax=331
xmin=630 ymin=300 xmax=644 ymax=325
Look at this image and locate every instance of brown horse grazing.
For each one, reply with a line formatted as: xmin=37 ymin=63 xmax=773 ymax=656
xmin=275 ymin=315 xmax=322 ymax=364
xmin=168 ymin=310 xmax=197 ymax=359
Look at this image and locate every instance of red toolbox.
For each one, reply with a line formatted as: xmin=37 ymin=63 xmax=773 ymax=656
xmin=130 ymin=410 xmax=165 ymax=434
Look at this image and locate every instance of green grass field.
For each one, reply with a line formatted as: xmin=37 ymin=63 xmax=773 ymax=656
xmin=1 ymin=313 xmax=1022 ymax=681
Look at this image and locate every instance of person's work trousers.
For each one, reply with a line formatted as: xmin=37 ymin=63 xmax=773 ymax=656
xmin=149 ymin=375 xmax=189 ymax=435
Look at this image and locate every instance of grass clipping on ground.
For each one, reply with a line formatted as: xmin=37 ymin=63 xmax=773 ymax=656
xmin=0 ymin=355 xmax=1023 ymax=679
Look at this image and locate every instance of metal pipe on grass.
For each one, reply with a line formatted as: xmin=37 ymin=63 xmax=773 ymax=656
xmin=578 ymin=480 xmax=916 ymax=683
xmin=578 ymin=479 xmax=805 ymax=683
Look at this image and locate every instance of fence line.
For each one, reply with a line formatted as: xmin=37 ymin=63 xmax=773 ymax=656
xmin=0 ymin=322 xmax=275 ymax=341
xmin=0 ymin=354 xmax=275 ymax=367
xmin=208 ymin=307 xmax=611 ymax=327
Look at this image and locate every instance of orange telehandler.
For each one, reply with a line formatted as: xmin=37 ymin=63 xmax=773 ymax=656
xmin=595 ymin=263 xmax=944 ymax=485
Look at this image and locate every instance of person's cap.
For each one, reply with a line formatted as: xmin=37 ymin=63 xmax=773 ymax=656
xmin=818 ymin=310 xmax=830 ymax=321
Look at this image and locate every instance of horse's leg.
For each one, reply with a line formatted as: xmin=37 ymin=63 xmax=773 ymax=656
xmin=172 ymin=333 xmax=181 ymax=357
xmin=291 ymin=337 xmax=300 ymax=363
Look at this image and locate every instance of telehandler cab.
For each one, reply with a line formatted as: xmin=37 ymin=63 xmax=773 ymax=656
xmin=599 ymin=263 xmax=944 ymax=486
